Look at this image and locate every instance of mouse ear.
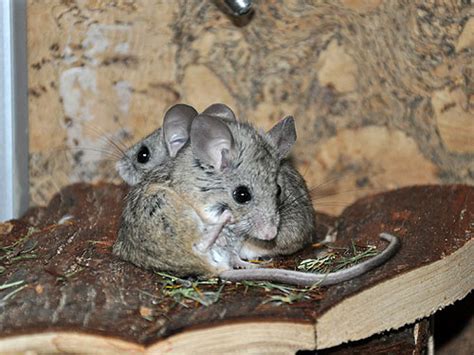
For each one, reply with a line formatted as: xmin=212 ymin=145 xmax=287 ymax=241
xmin=267 ymin=116 xmax=297 ymax=159
xmin=191 ymin=115 xmax=234 ymax=170
xmin=202 ymin=103 xmax=236 ymax=122
xmin=163 ymin=104 xmax=198 ymax=157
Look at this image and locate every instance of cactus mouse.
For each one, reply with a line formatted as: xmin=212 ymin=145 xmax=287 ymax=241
xmin=114 ymin=112 xmax=400 ymax=286
xmin=116 ymin=103 xmax=315 ymax=259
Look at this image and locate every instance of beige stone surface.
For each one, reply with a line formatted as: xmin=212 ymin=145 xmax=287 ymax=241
xmin=456 ymin=17 xmax=474 ymax=52
xmin=316 ymin=40 xmax=358 ymax=94
xmin=28 ymin=1 xmax=473 ymax=213
xmin=432 ymin=87 xmax=474 ymax=154
xmin=340 ymin=0 xmax=382 ymax=13
xmin=182 ymin=65 xmax=237 ymax=112
xmin=301 ymin=126 xmax=439 ymax=214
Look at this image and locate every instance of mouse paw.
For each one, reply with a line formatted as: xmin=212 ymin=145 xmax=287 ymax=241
xmin=239 ymin=244 xmax=272 ymax=260
xmin=251 ymin=257 xmax=273 ymax=265
xmin=219 ymin=209 xmax=234 ymax=224
xmin=233 ymin=257 xmax=259 ymax=269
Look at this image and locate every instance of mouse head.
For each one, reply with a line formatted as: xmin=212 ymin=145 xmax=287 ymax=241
xmin=116 ymin=104 xmax=198 ymax=185
xmin=191 ymin=112 xmax=296 ymax=241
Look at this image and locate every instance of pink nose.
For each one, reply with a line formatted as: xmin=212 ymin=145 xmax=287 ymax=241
xmin=260 ymin=225 xmax=278 ymax=241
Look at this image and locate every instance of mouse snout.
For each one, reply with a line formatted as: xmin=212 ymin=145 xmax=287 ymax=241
xmin=249 ymin=210 xmax=279 ymax=241
xmin=259 ymin=225 xmax=278 ymax=241
xmin=254 ymin=214 xmax=279 ymax=241
xmin=116 ymin=159 xmax=138 ymax=185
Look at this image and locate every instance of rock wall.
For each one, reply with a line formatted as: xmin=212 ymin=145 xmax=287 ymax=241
xmin=28 ymin=0 xmax=473 ymax=214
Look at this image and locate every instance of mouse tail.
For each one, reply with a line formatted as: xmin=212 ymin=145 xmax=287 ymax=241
xmin=219 ymin=233 xmax=400 ymax=287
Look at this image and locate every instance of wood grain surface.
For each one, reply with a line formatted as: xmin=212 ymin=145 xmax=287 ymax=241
xmin=27 ymin=1 xmax=473 ymax=214
xmin=0 ymin=183 xmax=472 ymax=352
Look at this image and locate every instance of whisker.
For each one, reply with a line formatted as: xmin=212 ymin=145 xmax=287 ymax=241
xmin=46 ymin=147 xmax=125 ymax=173
xmin=77 ymin=125 xmax=134 ymax=167
xmin=278 ymin=192 xmax=311 ymax=213
xmin=313 ymin=201 xmax=354 ymax=207
xmin=58 ymin=146 xmax=125 ymax=161
xmin=86 ymin=128 xmax=129 ymax=159
xmin=82 ymin=122 xmax=130 ymax=152
xmin=301 ymin=165 xmax=310 ymax=179
xmin=308 ymin=173 xmax=353 ymax=192
xmin=310 ymin=186 xmax=379 ymax=201
xmin=113 ymin=118 xmax=134 ymax=148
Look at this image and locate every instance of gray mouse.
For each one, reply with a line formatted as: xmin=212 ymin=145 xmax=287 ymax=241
xmin=116 ymin=103 xmax=236 ymax=185
xmin=237 ymin=117 xmax=316 ymax=260
xmin=116 ymin=103 xmax=316 ymax=260
xmin=114 ymin=112 xmax=400 ymax=286
xmin=115 ymin=103 xmax=198 ymax=185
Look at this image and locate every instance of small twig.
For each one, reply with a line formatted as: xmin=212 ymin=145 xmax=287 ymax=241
xmin=0 ymin=280 xmax=25 ymax=291
xmin=1 ymin=284 xmax=27 ymax=301
xmin=10 ymin=253 xmax=38 ymax=262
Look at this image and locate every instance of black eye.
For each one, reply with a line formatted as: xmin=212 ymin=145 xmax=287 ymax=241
xmin=276 ymin=184 xmax=282 ymax=198
xmin=233 ymin=185 xmax=252 ymax=204
xmin=137 ymin=146 xmax=150 ymax=164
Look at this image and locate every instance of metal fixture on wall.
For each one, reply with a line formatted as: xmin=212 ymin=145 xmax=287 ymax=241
xmin=0 ymin=0 xmax=29 ymax=221
xmin=223 ymin=0 xmax=252 ymax=16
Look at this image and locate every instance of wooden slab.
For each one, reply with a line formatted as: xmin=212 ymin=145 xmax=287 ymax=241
xmin=0 ymin=183 xmax=472 ymax=353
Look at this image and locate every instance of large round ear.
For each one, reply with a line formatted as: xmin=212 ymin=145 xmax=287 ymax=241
xmin=191 ymin=115 xmax=235 ymax=170
xmin=202 ymin=103 xmax=236 ymax=122
xmin=163 ymin=104 xmax=198 ymax=157
xmin=266 ymin=116 xmax=297 ymax=159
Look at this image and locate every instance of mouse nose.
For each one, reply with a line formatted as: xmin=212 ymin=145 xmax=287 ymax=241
xmin=260 ymin=225 xmax=278 ymax=241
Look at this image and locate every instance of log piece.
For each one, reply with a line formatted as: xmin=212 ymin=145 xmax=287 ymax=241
xmin=0 ymin=183 xmax=472 ymax=353
xmin=315 ymin=318 xmax=432 ymax=355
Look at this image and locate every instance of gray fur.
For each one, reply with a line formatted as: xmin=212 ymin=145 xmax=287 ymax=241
xmin=266 ymin=116 xmax=297 ymax=159
xmin=115 ymin=103 xmax=197 ymax=185
xmin=238 ymin=159 xmax=316 ymax=259
xmin=116 ymin=128 xmax=167 ymax=186
xmin=116 ymin=103 xmax=235 ymax=185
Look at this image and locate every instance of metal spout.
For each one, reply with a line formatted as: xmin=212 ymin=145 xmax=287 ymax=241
xmin=223 ymin=0 xmax=252 ymax=16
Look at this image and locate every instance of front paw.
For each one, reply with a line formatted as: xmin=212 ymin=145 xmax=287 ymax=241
xmin=233 ymin=256 xmax=259 ymax=269
xmin=219 ymin=209 xmax=234 ymax=224
xmin=239 ymin=243 xmax=271 ymax=260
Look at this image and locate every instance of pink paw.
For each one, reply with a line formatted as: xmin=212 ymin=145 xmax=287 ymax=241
xmin=219 ymin=209 xmax=234 ymax=224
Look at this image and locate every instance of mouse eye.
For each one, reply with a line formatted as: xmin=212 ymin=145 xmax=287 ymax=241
xmin=276 ymin=184 xmax=282 ymax=198
xmin=137 ymin=146 xmax=150 ymax=164
xmin=233 ymin=185 xmax=252 ymax=204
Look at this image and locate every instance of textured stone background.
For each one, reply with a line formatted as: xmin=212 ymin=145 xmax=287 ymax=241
xmin=27 ymin=0 xmax=473 ymax=214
